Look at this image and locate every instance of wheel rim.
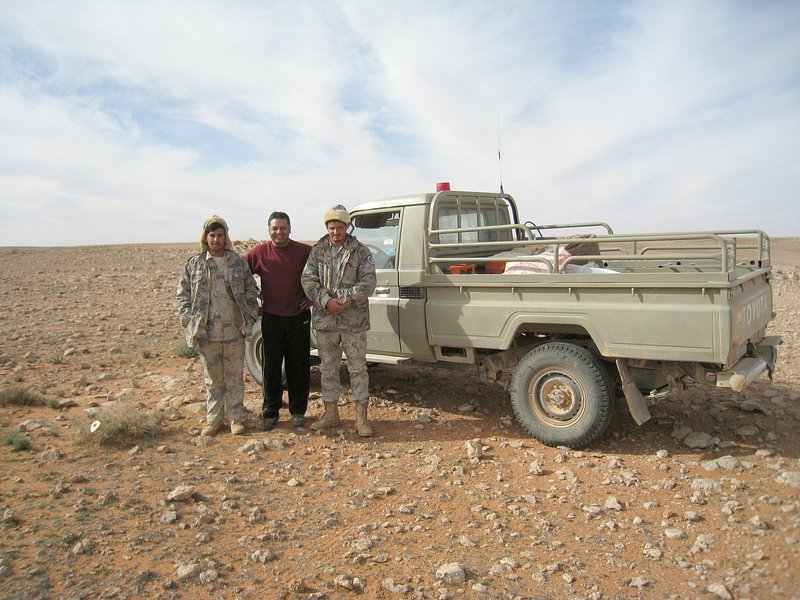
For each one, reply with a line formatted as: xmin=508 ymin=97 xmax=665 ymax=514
xmin=528 ymin=370 xmax=585 ymax=428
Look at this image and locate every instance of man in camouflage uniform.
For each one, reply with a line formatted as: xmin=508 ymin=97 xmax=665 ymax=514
xmin=177 ymin=216 xmax=260 ymax=436
xmin=301 ymin=205 xmax=377 ymax=436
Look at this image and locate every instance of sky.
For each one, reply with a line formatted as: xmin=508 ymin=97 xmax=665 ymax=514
xmin=1 ymin=0 xmax=799 ymax=247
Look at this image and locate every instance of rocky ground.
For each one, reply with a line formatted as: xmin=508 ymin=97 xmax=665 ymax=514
xmin=0 ymin=239 xmax=798 ymax=600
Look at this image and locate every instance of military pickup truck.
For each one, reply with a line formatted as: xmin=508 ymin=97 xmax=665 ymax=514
xmin=246 ymin=185 xmax=780 ymax=448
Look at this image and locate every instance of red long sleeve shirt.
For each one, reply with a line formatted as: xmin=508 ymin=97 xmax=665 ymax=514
xmin=245 ymin=240 xmax=312 ymax=317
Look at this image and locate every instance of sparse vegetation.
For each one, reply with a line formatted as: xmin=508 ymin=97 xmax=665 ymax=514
xmin=173 ymin=340 xmax=198 ymax=359
xmin=133 ymin=570 xmax=158 ymax=592
xmin=12 ymin=373 xmax=24 ymax=383
xmin=77 ymin=404 xmax=165 ymax=448
xmin=5 ymin=431 xmax=32 ymax=452
xmin=48 ymin=352 xmax=62 ymax=365
xmin=47 ymin=399 xmax=60 ymax=409
xmin=0 ymin=385 xmax=45 ymax=407
xmin=141 ymin=349 xmax=152 ymax=359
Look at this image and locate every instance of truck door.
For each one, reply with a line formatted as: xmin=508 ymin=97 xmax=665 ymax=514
xmin=349 ymin=210 xmax=402 ymax=355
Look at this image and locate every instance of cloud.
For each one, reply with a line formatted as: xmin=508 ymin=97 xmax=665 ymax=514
xmin=0 ymin=0 xmax=798 ymax=246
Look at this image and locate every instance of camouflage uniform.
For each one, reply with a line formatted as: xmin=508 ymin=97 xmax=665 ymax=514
xmin=301 ymin=233 xmax=376 ymax=405
xmin=177 ymin=237 xmax=259 ymax=425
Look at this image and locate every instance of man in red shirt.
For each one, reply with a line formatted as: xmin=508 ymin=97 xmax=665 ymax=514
xmin=246 ymin=212 xmax=312 ymax=430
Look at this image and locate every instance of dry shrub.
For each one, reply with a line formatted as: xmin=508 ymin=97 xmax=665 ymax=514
xmin=78 ymin=404 xmax=165 ymax=448
xmin=0 ymin=385 xmax=45 ymax=407
xmin=173 ymin=340 xmax=198 ymax=359
xmin=5 ymin=430 xmax=32 ymax=452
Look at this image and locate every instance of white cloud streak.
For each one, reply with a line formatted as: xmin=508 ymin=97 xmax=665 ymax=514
xmin=0 ymin=0 xmax=798 ymax=246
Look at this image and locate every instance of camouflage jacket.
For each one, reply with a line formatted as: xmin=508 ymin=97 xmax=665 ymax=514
xmin=301 ymin=234 xmax=376 ymax=333
xmin=176 ymin=250 xmax=260 ymax=348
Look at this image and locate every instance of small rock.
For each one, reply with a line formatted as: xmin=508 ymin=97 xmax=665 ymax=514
xmin=706 ymin=582 xmax=732 ymax=599
xmin=459 ymin=535 xmax=475 ymax=547
xmin=382 ymin=578 xmax=412 ymax=593
xmin=334 ymin=574 xmax=364 ymax=592
xmin=71 ymin=537 xmax=94 ymax=555
xmin=738 ymin=399 xmax=766 ymax=413
xmin=736 ymin=425 xmax=759 ymax=437
xmin=199 ymin=569 xmax=218 ymax=583
xmin=160 ymin=510 xmax=178 ymax=524
xmin=664 ymin=528 xmax=687 ymax=540
xmin=465 ymin=439 xmax=483 ymax=459
xmin=176 ymin=562 xmax=200 ymax=580
xmin=643 ymin=547 xmax=662 ymax=559
xmin=684 ymin=431 xmax=714 ymax=449
xmin=249 ymin=548 xmax=276 ymax=563
xmin=691 ymin=478 xmax=722 ymax=492
xmin=670 ymin=425 xmax=692 ymax=441
xmin=776 ymin=471 xmax=800 ymax=487
xmin=166 ymin=485 xmax=196 ymax=502
xmin=436 ymin=562 xmax=467 ymax=584
xmin=239 ymin=439 xmax=266 ymax=454
xmin=40 ymin=447 xmax=61 ymax=461
xmin=629 ymin=576 xmax=648 ymax=589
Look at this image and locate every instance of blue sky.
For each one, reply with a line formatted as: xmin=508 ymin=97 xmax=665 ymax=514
xmin=1 ymin=0 xmax=798 ymax=246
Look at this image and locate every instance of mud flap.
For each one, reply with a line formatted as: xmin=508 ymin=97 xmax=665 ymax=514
xmin=616 ymin=359 xmax=651 ymax=426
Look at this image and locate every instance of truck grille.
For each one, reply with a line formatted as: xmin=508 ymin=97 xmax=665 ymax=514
xmin=400 ymin=287 xmax=424 ymax=299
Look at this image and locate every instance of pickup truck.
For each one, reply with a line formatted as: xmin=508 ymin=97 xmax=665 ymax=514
xmin=245 ymin=185 xmax=781 ymax=448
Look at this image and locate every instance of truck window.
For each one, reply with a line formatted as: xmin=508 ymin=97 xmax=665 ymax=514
xmin=436 ymin=197 xmax=512 ymax=244
xmin=350 ymin=211 xmax=399 ymax=269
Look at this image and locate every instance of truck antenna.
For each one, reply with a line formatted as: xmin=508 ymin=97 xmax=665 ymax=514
xmin=497 ymin=109 xmax=504 ymax=194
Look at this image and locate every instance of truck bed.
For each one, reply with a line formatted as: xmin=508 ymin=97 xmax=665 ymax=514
xmin=424 ymin=222 xmax=773 ymax=369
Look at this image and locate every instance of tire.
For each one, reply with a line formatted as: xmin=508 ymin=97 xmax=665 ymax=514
xmin=508 ymin=342 xmax=614 ymax=448
xmin=245 ymin=320 xmax=264 ymax=385
xmin=244 ymin=319 xmax=286 ymax=387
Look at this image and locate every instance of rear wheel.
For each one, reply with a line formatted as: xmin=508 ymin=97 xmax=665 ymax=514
xmin=508 ymin=342 xmax=614 ymax=448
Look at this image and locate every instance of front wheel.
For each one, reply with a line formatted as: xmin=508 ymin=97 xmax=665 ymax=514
xmin=245 ymin=320 xmax=265 ymax=385
xmin=508 ymin=342 xmax=614 ymax=448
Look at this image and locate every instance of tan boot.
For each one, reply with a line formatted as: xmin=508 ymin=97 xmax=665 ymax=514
xmin=230 ymin=420 xmax=245 ymax=435
xmin=201 ymin=420 xmax=223 ymax=437
xmin=355 ymin=403 xmax=373 ymax=437
xmin=310 ymin=402 xmax=341 ymax=431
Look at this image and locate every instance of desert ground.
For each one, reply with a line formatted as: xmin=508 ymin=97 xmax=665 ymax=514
xmin=0 ymin=238 xmax=798 ymax=600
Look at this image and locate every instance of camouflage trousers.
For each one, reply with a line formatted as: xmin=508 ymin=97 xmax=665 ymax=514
xmin=316 ymin=331 xmax=369 ymax=406
xmin=197 ymin=337 xmax=245 ymax=424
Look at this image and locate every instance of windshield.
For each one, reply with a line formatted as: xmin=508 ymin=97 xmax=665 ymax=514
xmin=350 ymin=210 xmax=399 ymax=269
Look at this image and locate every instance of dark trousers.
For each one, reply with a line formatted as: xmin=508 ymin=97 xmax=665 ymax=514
xmin=261 ymin=310 xmax=310 ymax=419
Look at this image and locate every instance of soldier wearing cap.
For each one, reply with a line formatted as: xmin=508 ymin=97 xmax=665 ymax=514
xmin=301 ymin=205 xmax=377 ymax=436
xmin=177 ymin=215 xmax=259 ymax=436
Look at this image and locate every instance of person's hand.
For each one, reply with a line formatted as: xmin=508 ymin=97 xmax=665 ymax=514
xmin=299 ymin=298 xmax=313 ymax=311
xmin=324 ymin=298 xmax=346 ymax=315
